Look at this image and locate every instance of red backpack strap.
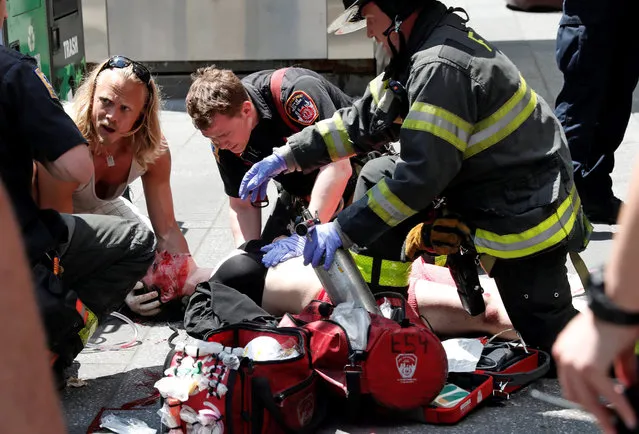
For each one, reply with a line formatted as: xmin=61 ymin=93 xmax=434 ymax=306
xmin=270 ymin=68 xmax=302 ymax=134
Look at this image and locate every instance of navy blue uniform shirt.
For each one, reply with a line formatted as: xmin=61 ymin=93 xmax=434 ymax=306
xmin=0 ymin=47 xmax=87 ymax=262
xmin=214 ymin=67 xmax=354 ymax=199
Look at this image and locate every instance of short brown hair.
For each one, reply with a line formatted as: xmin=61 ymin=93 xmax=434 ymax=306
xmin=186 ymin=66 xmax=249 ymax=131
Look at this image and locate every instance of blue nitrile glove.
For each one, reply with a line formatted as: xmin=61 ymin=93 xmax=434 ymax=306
xmin=260 ymin=234 xmax=306 ymax=267
xmin=303 ymin=222 xmax=343 ymax=270
xmin=239 ymin=154 xmax=288 ymax=202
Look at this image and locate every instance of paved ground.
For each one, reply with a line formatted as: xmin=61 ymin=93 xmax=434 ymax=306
xmin=62 ymin=1 xmax=639 ymax=432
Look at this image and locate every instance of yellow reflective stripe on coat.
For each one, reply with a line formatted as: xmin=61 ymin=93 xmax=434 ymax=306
xmin=465 ymin=75 xmax=537 ymax=159
xmin=474 ymin=185 xmax=581 ymax=259
xmin=366 ymin=178 xmax=418 ymax=227
xmin=369 ymin=74 xmax=388 ymax=106
xmin=402 ymin=102 xmax=472 ymax=152
xmin=434 ymin=255 xmax=448 ymax=267
xmin=316 ymin=112 xmax=355 ymax=161
xmin=75 ymin=299 xmax=98 ymax=346
xmin=351 ymin=252 xmax=412 ymax=287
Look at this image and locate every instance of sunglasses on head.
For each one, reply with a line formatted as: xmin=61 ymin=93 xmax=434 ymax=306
xmin=99 ymin=55 xmax=152 ymax=90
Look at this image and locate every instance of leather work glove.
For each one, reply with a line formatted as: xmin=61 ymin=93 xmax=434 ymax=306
xmin=125 ymin=282 xmax=162 ymax=317
xmin=239 ymin=154 xmax=287 ymax=203
xmin=401 ymin=215 xmax=472 ymax=261
xmin=261 ymin=234 xmax=306 ymax=268
xmin=303 ymin=222 xmax=343 ymax=270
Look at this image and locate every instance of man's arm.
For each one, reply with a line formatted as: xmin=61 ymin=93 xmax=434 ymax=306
xmin=42 ymin=144 xmax=93 ymax=185
xmin=276 ymin=72 xmax=402 ymax=172
xmin=552 ymin=157 xmax=639 ymax=432
xmin=336 ymin=64 xmax=475 ymax=247
xmin=5 ymin=61 xmax=91 ymax=183
xmin=308 ymin=159 xmax=352 ymax=223
xmin=0 ymin=182 xmax=67 ymax=433
xmin=141 ymin=149 xmax=190 ymax=254
xmin=35 ymin=162 xmax=79 ymax=213
xmin=291 ymin=64 xmax=475 ymax=248
xmin=606 ymin=158 xmax=639 ymax=309
xmin=229 ymin=196 xmax=262 ymax=246
xmin=285 ymin=75 xmax=354 ymax=223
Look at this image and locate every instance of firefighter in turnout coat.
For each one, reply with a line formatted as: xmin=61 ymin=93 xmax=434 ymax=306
xmin=239 ymin=0 xmax=591 ymax=354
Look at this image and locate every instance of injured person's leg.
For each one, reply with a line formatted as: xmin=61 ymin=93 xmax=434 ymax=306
xmin=259 ymin=256 xmax=587 ymax=342
xmin=411 ymin=278 xmax=518 ymax=340
xmin=408 ymin=259 xmax=587 ymax=342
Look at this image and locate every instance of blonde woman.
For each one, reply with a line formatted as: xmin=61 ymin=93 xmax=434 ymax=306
xmin=36 ymin=56 xmax=209 ymax=316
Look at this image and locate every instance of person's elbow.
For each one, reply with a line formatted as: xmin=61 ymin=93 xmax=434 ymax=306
xmin=46 ymin=145 xmax=93 ymax=184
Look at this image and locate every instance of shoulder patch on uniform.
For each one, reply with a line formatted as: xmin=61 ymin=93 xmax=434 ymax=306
xmin=34 ymin=68 xmax=58 ymax=100
xmin=438 ymin=39 xmax=474 ymax=70
xmin=285 ymin=91 xmax=319 ymax=126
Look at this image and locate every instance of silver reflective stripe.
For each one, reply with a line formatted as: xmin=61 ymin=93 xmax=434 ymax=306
xmin=469 ymin=86 xmax=532 ymax=146
xmin=366 ymin=179 xmax=417 ymax=227
xmin=474 ymin=187 xmax=578 ymax=254
xmin=403 ymin=103 xmax=472 ymax=151
xmin=369 ymin=74 xmax=387 ymax=106
xmin=405 ymin=110 xmax=471 ymax=142
xmin=465 ymin=76 xmax=536 ymax=158
xmin=318 ymin=113 xmax=353 ymax=160
xmin=378 ymin=89 xmax=394 ymax=113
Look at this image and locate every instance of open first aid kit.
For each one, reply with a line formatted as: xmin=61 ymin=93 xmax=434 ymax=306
xmin=475 ymin=340 xmax=551 ymax=396
xmin=157 ymin=323 xmax=323 ymax=434
xmin=414 ymin=335 xmax=551 ymax=425
xmin=166 ymin=277 xmax=550 ymax=430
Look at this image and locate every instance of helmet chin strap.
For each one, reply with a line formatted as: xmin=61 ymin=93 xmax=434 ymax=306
xmin=383 ymin=15 xmax=408 ymax=79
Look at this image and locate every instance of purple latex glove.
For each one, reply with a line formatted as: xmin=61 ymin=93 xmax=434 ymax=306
xmin=260 ymin=234 xmax=306 ymax=267
xmin=239 ymin=154 xmax=287 ymax=202
xmin=303 ymin=222 xmax=343 ymax=270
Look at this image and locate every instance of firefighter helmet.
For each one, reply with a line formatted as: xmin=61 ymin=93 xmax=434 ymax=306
xmin=328 ymin=0 xmax=431 ymax=35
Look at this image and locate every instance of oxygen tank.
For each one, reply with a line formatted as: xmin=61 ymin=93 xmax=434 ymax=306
xmin=295 ymin=210 xmax=381 ymax=315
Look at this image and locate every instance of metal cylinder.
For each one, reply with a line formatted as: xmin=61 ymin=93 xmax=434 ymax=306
xmin=314 ymin=249 xmax=381 ymax=315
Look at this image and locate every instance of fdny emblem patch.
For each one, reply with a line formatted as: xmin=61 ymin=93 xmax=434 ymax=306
xmin=285 ymin=91 xmax=319 ymax=126
xmin=34 ymin=68 xmax=58 ymax=100
xmin=396 ymin=353 xmax=418 ymax=383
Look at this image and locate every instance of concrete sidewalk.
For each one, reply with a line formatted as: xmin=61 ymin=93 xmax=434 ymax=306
xmin=62 ymin=1 xmax=639 ymax=432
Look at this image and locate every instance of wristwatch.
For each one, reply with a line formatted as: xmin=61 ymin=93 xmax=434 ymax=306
xmin=587 ymin=267 xmax=639 ymax=325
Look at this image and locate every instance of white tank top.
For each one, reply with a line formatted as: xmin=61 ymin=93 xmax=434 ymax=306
xmin=73 ymin=158 xmax=146 ymax=214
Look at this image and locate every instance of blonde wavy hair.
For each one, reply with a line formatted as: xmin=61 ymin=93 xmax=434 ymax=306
xmin=71 ymin=58 xmax=166 ymax=170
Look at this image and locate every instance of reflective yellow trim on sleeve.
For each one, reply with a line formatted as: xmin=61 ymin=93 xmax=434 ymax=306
xmin=317 ymin=112 xmax=355 ymax=161
xmin=369 ymin=74 xmax=388 ymax=106
xmin=474 ymin=185 xmax=581 ymax=259
xmin=434 ymin=255 xmax=448 ymax=267
xmin=402 ymin=102 xmax=472 ymax=152
xmin=351 ymin=252 xmax=412 ymax=288
xmin=465 ymin=76 xmax=537 ymax=159
xmin=366 ymin=178 xmax=418 ymax=227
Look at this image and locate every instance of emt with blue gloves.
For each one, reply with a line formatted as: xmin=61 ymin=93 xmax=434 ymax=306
xmin=186 ymin=66 xmax=357 ymax=269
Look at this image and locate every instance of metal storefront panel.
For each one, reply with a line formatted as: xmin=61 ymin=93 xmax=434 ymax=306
xmin=105 ymin=0 xmax=328 ymax=62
